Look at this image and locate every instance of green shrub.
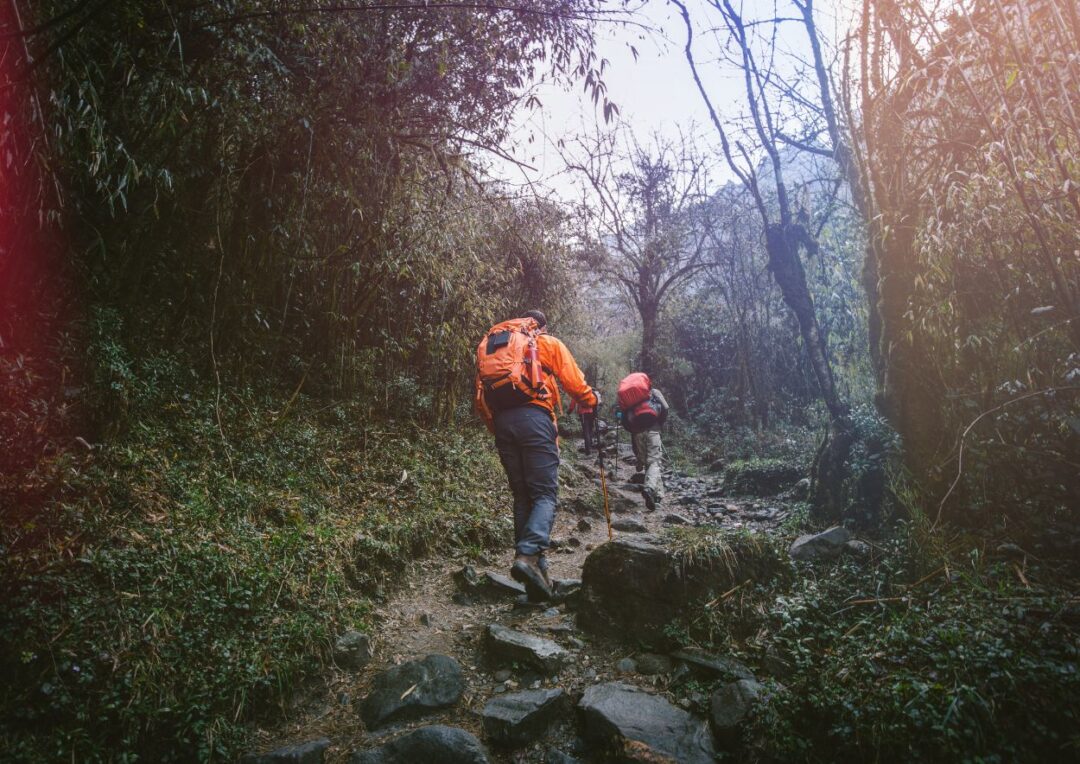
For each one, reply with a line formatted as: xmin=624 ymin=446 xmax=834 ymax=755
xmin=690 ymin=527 xmax=1080 ymax=761
xmin=0 ymin=385 xmax=508 ymax=761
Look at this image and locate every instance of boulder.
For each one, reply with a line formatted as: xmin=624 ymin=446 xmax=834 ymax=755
xmin=578 ymin=535 xmax=779 ymax=649
xmin=359 ymin=654 xmax=464 ymax=729
xmin=710 ymin=679 xmax=764 ymax=744
xmin=481 ymin=688 xmax=567 ymax=746
xmin=671 ymin=647 xmax=754 ymax=682
xmin=334 ymin=631 xmax=373 ymax=670
xmin=578 ymin=682 xmax=717 ymax=764
xmin=350 ymin=726 xmax=488 ymax=764
xmin=578 ymin=536 xmax=676 ymax=648
xmin=611 ymin=517 xmax=647 ymax=533
xmin=242 ymin=738 xmax=330 ymax=764
xmin=789 ymin=526 xmax=851 ymax=561
xmin=486 ymin=624 xmax=567 ymax=675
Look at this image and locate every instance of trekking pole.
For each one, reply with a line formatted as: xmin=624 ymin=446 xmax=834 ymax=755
xmin=613 ymin=409 xmax=620 ymax=481
xmin=594 ymin=414 xmax=613 ymax=541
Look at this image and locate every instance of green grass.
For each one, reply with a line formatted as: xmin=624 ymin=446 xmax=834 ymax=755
xmin=0 ymin=387 xmax=509 ymax=762
xmin=664 ymin=525 xmax=783 ymax=580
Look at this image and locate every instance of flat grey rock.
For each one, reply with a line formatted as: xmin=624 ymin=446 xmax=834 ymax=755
xmin=242 ymin=737 xmax=330 ymax=764
xmin=671 ymin=647 xmax=755 ymax=681
xmin=359 ymin=654 xmax=464 ymax=729
xmin=611 ymin=517 xmax=648 ymax=533
xmin=578 ymin=682 xmax=716 ymax=764
xmin=790 ymin=526 xmax=851 ymax=561
xmin=486 ymin=624 xmax=567 ymax=675
xmin=485 ymin=571 xmax=527 ymax=595
xmin=482 ymin=688 xmax=567 ymax=746
xmin=350 ymin=725 xmax=488 ymax=763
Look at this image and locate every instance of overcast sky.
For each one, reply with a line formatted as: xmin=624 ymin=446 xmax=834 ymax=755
xmin=486 ymin=0 xmax=856 ymax=199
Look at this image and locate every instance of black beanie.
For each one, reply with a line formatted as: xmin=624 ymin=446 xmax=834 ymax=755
xmin=523 ymin=309 xmax=547 ymax=328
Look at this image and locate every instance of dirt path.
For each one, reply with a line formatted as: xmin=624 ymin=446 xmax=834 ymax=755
xmin=245 ymin=438 xmax=790 ymax=762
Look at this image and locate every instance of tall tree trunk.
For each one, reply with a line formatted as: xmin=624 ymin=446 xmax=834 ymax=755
xmin=765 ymin=225 xmax=845 ymax=420
xmin=765 ymin=224 xmax=854 ymax=520
xmin=639 ymin=298 xmax=660 ymax=376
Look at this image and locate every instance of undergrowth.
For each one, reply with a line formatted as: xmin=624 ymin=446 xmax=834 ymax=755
xmin=683 ymin=525 xmax=1080 ymax=761
xmin=0 ymin=384 xmax=508 ymax=762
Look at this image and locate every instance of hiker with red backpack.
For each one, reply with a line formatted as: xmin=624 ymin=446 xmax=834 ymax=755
xmin=475 ymin=310 xmax=599 ymax=601
xmin=616 ymin=372 xmax=668 ymax=511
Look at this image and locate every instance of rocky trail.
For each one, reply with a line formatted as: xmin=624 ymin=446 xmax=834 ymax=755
xmin=241 ymin=437 xmax=851 ymax=763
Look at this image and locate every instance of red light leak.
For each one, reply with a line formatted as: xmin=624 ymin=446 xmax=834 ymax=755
xmin=1 ymin=1 xmax=72 ymax=474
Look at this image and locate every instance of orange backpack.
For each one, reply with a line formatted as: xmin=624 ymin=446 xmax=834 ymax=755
xmin=476 ymin=318 xmax=549 ymax=411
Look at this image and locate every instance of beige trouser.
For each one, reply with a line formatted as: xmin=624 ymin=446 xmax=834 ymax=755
xmin=631 ymin=429 xmax=664 ymax=501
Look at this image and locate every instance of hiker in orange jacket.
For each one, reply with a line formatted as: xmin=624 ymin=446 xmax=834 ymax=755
xmin=475 ymin=310 xmax=598 ymax=600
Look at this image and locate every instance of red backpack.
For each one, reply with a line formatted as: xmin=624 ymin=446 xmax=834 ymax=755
xmin=617 ymin=372 xmax=651 ymax=409
xmin=618 ymin=372 xmax=664 ymax=433
xmin=476 ymin=318 xmax=548 ymax=411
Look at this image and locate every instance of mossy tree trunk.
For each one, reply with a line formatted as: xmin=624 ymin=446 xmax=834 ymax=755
xmin=677 ymin=0 xmax=858 ymax=522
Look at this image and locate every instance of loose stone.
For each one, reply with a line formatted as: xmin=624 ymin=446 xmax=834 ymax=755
xmin=350 ymin=725 xmax=489 ymax=764
xmin=359 ymin=654 xmax=464 ymax=730
xmin=481 ymin=688 xmax=567 ymax=747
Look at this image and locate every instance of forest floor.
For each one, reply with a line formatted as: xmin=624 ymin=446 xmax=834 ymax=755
xmin=244 ymin=436 xmax=795 ymax=762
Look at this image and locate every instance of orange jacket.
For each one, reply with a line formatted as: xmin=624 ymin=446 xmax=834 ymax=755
xmin=475 ymin=331 xmax=597 ymax=431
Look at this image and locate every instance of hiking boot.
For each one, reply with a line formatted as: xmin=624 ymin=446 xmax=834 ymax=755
xmin=526 ymin=563 xmax=554 ymax=603
xmin=511 ymin=554 xmax=552 ymax=601
xmin=643 ymin=487 xmax=657 ymax=512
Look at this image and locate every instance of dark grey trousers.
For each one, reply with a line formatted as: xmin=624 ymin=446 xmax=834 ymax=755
xmin=493 ymin=404 xmax=559 ymax=564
